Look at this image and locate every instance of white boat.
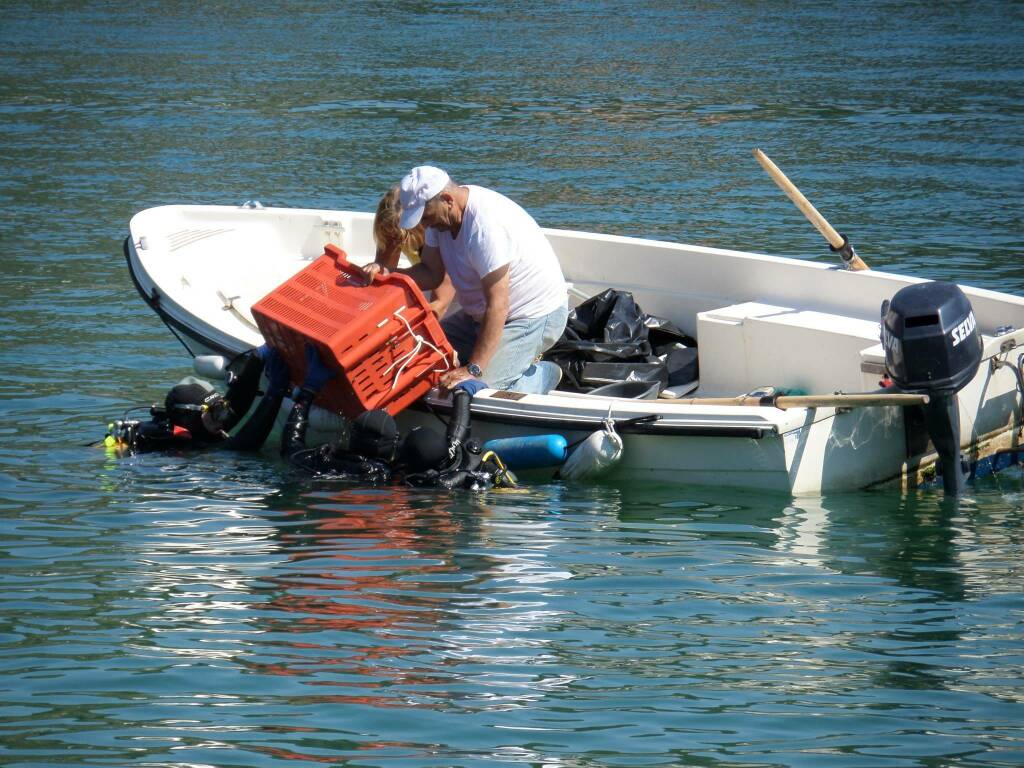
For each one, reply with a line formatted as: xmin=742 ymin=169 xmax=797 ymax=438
xmin=124 ymin=203 xmax=1024 ymax=494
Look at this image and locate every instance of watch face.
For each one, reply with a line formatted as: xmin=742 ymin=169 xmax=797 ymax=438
xmin=468 ymin=363 xmax=482 ymax=377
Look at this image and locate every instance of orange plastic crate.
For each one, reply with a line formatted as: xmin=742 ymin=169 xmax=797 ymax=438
xmin=251 ymin=244 xmax=454 ymax=417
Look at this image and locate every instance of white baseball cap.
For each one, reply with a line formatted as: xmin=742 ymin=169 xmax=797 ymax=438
xmin=399 ymin=166 xmax=450 ymax=229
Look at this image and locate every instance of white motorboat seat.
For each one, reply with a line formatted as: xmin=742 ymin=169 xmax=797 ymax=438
xmin=697 ymin=302 xmax=883 ymax=395
xmin=586 ymin=380 xmax=661 ymax=399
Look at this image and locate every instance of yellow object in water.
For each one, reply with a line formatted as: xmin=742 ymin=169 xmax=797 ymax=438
xmin=481 ymin=450 xmax=517 ymax=488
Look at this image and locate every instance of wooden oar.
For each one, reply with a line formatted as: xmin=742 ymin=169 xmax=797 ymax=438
xmin=660 ymin=392 xmax=928 ymax=410
xmin=753 ymin=148 xmax=869 ymax=271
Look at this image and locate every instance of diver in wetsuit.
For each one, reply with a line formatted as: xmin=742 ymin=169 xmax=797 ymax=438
xmin=106 ymin=343 xmax=514 ymax=488
xmin=104 ymin=345 xmax=290 ymax=454
xmin=280 ymin=347 xmax=515 ymax=489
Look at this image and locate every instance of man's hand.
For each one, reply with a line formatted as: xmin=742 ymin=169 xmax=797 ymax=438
xmin=439 ymin=365 xmax=473 ymax=391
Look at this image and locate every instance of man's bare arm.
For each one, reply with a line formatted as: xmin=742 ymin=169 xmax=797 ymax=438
xmin=468 ymin=264 xmax=510 ymax=370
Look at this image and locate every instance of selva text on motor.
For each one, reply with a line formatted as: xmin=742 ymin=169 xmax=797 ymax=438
xmin=951 ymin=312 xmax=977 ymax=348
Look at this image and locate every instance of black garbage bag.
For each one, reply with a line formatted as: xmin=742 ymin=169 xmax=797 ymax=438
xmin=544 ymin=289 xmax=697 ymax=391
xmin=580 ymin=361 xmax=668 ymax=389
xmin=659 ymin=344 xmax=699 ymax=388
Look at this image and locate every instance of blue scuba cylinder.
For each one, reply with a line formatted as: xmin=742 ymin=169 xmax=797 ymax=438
xmin=482 ymin=434 xmax=568 ymax=470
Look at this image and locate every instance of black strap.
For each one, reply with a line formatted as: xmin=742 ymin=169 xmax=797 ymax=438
xmin=828 ymin=232 xmax=856 ymax=263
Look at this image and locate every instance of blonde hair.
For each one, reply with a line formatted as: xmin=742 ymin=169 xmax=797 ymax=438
xmin=373 ymin=186 xmax=425 ymax=265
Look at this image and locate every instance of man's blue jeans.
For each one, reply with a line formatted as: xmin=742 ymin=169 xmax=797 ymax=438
xmin=441 ymin=303 xmax=569 ymax=391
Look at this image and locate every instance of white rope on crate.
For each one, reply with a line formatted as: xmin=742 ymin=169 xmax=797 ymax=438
xmin=382 ymin=308 xmax=454 ymax=391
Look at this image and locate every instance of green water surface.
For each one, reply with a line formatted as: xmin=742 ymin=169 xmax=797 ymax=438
xmin=1 ymin=2 xmax=1022 ymax=766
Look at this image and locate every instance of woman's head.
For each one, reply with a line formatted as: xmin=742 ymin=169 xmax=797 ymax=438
xmin=373 ymin=186 xmax=425 ymax=267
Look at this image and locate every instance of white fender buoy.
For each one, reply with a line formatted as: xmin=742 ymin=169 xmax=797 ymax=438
xmin=559 ymin=413 xmax=623 ymax=481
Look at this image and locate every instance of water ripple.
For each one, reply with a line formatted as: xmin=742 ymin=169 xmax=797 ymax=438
xmin=2 ymin=0 xmax=1024 ymax=764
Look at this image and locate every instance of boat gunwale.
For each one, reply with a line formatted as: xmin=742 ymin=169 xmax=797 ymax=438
xmin=419 ymin=394 xmax=780 ymax=438
xmin=128 ymin=204 xmax=1024 ymax=330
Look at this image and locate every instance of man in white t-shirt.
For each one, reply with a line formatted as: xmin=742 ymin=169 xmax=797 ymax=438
xmin=362 ymin=166 xmax=568 ymax=391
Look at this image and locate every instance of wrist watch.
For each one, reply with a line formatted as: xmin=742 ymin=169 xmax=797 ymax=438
xmin=467 ymin=362 xmax=483 ymax=377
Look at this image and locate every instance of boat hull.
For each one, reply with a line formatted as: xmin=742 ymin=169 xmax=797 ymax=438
xmin=124 ymin=205 xmax=1024 ymax=494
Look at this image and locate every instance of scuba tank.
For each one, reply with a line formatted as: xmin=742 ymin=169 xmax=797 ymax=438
xmin=482 ymin=434 xmax=568 ymax=470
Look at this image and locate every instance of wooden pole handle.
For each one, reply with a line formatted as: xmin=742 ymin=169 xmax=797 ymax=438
xmin=753 ymin=148 xmax=869 ymax=271
xmin=754 ymin=148 xmax=843 ymax=247
xmin=660 ymin=392 xmax=929 ymax=410
xmin=770 ymin=393 xmax=928 ymax=410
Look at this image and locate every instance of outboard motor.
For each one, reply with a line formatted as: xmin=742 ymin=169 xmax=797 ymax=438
xmin=881 ymin=281 xmax=983 ymax=495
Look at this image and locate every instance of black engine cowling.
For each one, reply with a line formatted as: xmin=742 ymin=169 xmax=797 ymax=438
xmin=882 ymin=281 xmax=982 ymax=394
xmin=881 ymin=281 xmax=983 ymax=495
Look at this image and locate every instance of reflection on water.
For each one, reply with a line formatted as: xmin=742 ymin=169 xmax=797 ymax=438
xmin=0 ymin=454 xmax=1023 ymax=764
xmin=249 ymin=488 xmax=481 ymax=710
xmin=246 ymin=486 xmax=586 ymax=718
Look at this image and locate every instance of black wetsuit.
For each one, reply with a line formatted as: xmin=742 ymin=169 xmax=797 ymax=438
xmin=280 ymin=387 xmax=393 ymax=482
xmin=402 ymin=398 xmax=512 ymax=489
xmin=280 ymin=387 xmax=513 ymax=489
xmin=109 ymin=351 xmax=286 ymax=453
xmin=112 ymin=352 xmax=512 ymax=489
